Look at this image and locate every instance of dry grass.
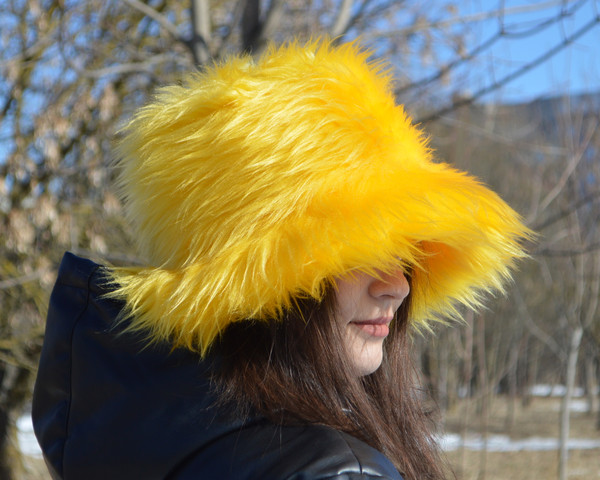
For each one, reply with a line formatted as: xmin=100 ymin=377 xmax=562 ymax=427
xmin=442 ymin=396 xmax=600 ymax=480
xmin=446 ymin=449 xmax=600 ymax=480
xmin=21 ymin=457 xmax=48 ymax=480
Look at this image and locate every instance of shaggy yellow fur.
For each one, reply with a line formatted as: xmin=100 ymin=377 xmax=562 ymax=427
xmin=110 ymin=39 xmax=532 ymax=354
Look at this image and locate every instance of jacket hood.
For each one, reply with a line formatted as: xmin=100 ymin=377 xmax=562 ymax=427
xmin=109 ymin=39 xmax=533 ymax=354
xmin=32 ymin=253 xmax=236 ymax=479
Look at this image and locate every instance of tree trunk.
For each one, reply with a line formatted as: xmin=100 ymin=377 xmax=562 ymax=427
xmin=0 ymin=410 xmax=22 ymax=480
xmin=437 ymin=331 xmax=449 ymax=423
xmin=523 ymin=341 xmax=538 ymax=408
xmin=506 ymin=341 xmax=519 ymax=430
xmin=476 ymin=314 xmax=488 ymax=480
xmin=597 ymin=358 xmax=600 ymax=430
xmin=0 ymin=363 xmax=30 ymax=480
xmin=584 ymin=353 xmax=598 ymax=416
xmin=558 ymin=326 xmax=584 ymax=480
xmin=190 ymin=0 xmax=211 ymax=64
xmin=458 ymin=311 xmax=474 ymax=476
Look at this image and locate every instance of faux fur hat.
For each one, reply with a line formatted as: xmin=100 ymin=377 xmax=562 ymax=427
xmin=110 ymin=39 xmax=531 ymax=354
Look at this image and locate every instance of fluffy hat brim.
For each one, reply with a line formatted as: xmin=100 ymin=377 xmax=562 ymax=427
xmin=109 ymin=39 xmax=532 ymax=353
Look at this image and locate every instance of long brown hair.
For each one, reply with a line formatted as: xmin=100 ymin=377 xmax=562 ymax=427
xmin=210 ymin=278 xmax=447 ymax=480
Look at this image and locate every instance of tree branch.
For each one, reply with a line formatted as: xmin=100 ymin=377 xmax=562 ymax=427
xmin=331 ymin=0 xmax=354 ymax=38
xmin=61 ymin=54 xmax=181 ymax=78
xmin=190 ymin=0 xmax=211 ymax=65
xmin=241 ymin=0 xmax=260 ymax=54
xmin=395 ymin=31 xmax=502 ymax=96
xmin=121 ymin=0 xmax=182 ymax=39
xmin=533 ymin=190 xmax=600 ymax=232
xmin=390 ymin=0 xmax=582 ymax=35
xmin=538 ymin=119 xmax=597 ymax=212
xmin=416 ymin=10 xmax=600 ymax=124
xmin=260 ymin=0 xmax=284 ymax=45
xmin=240 ymin=0 xmax=284 ymax=56
xmin=534 ymin=242 xmax=600 ymax=257
xmin=513 ymin=285 xmax=566 ymax=361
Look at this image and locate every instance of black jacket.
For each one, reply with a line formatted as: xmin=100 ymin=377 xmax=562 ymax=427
xmin=32 ymin=252 xmax=404 ymax=480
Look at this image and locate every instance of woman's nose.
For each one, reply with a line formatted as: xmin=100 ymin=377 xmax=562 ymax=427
xmin=368 ymin=269 xmax=410 ymax=301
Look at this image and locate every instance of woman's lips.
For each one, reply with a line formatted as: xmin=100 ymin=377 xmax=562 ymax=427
xmin=351 ymin=317 xmax=392 ymax=338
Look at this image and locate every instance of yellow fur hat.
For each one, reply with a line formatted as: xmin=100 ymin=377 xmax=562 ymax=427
xmin=111 ymin=39 xmax=531 ymax=354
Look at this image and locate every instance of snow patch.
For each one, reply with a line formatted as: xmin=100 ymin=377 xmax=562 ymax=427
xmin=553 ymin=399 xmax=591 ymax=413
xmin=439 ymin=433 xmax=600 ymax=452
xmin=529 ymin=384 xmax=586 ymax=397
xmin=17 ymin=415 xmax=42 ymax=458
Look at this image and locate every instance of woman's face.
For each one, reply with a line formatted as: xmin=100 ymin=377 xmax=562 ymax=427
xmin=335 ymin=270 xmax=410 ymax=376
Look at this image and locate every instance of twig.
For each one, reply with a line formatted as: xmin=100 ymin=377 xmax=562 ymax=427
xmin=533 ymin=190 xmax=600 ymax=232
xmin=416 ymin=14 xmax=600 ymax=124
xmin=331 ymin=0 xmax=354 ymax=38
xmin=121 ymin=0 xmax=182 ymax=39
xmin=538 ymin=119 xmax=598 ymax=212
xmin=534 ymin=242 xmax=600 ymax=257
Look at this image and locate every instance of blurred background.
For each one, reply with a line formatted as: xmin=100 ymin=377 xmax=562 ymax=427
xmin=1 ymin=1 xmax=599 ymax=479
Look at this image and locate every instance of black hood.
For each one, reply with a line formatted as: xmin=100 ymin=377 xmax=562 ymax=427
xmin=32 ymin=252 xmax=247 ymax=479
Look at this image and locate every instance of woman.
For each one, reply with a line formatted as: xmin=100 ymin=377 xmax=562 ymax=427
xmin=33 ymin=39 xmax=531 ymax=479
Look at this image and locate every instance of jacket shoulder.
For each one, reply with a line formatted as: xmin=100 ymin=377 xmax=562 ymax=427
xmin=170 ymin=420 xmax=403 ymax=480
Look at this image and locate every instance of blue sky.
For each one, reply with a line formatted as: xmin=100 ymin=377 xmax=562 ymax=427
xmin=460 ymin=0 xmax=600 ymax=102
